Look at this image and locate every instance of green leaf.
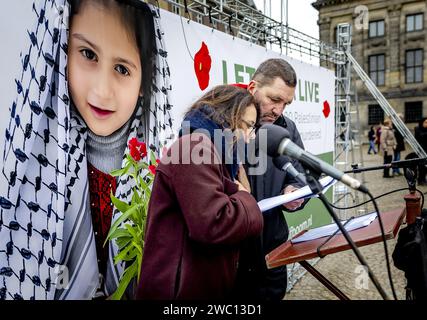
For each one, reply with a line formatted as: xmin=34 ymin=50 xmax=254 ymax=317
xmin=110 ymin=162 xmax=132 ymax=177
xmin=106 ymin=205 xmax=142 ymax=241
xmin=139 ymin=176 xmax=152 ymax=196
xmin=103 ymin=228 xmax=130 ymax=247
xmin=137 ymin=253 xmax=143 ymax=283
xmin=115 ymin=237 xmax=132 ymax=250
xmin=137 ymin=162 xmax=149 ymax=171
xmin=110 ymin=261 xmax=138 ymax=300
xmin=126 ymin=153 xmax=137 ymax=165
xmin=132 ymin=188 xmax=142 ymax=204
xmin=124 ymin=223 xmax=138 ymax=239
xmin=113 ymin=243 xmax=133 ymax=264
xmin=119 ymin=247 xmax=139 ymax=262
xmin=110 ymin=194 xmax=130 ymax=214
xmin=109 ymin=228 xmax=130 ymax=240
xmin=132 ymin=240 xmax=143 ymax=255
xmin=150 ymin=150 xmax=157 ymax=165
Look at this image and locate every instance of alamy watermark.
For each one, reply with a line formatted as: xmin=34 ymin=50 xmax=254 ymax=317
xmin=161 ymin=123 xmax=269 ymax=176
xmin=354 ymin=265 xmax=369 ymax=290
xmin=354 ymin=5 xmax=369 ymax=30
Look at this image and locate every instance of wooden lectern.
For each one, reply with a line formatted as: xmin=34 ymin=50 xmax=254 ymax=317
xmin=265 ymin=207 xmax=406 ymax=300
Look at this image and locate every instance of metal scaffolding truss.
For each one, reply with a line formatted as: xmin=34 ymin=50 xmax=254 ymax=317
xmin=163 ymin=0 xmax=346 ymax=64
xmin=334 ymin=23 xmax=367 ymax=218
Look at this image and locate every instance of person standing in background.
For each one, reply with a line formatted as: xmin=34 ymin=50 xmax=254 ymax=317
xmin=368 ymin=126 xmax=377 ymax=155
xmin=380 ymin=119 xmax=397 ymax=178
xmin=376 ymin=123 xmax=382 ymax=155
xmin=392 ymin=114 xmax=405 ymax=176
xmin=415 ymin=117 xmax=427 ymax=185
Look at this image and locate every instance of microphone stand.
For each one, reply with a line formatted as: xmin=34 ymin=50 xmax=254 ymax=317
xmin=303 ymin=168 xmax=391 ymax=300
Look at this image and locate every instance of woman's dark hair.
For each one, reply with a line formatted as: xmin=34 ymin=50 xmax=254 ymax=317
xmin=186 ymin=85 xmax=258 ymax=131
xmin=68 ymin=0 xmax=155 ymax=108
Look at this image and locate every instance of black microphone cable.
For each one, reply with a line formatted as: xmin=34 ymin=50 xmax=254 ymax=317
xmin=325 ymin=186 xmax=427 ymax=301
xmin=328 ymin=187 xmax=425 ymax=212
xmin=365 ymin=190 xmax=398 ymax=300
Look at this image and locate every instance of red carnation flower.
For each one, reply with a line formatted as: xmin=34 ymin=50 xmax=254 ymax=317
xmin=194 ymin=42 xmax=212 ymax=91
xmin=128 ymin=137 xmax=147 ymax=161
xmin=148 ymin=159 xmax=160 ymax=175
xmin=322 ymin=100 xmax=331 ymax=118
xmin=148 ymin=165 xmax=156 ymax=175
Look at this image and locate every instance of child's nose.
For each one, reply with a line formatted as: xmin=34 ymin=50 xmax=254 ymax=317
xmin=93 ymin=69 xmax=114 ymax=100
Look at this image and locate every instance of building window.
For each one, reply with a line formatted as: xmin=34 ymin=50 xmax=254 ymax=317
xmin=406 ymin=49 xmax=423 ymax=84
xmin=369 ymin=20 xmax=385 ymax=38
xmin=368 ymin=105 xmax=384 ymax=125
xmin=406 ymin=13 xmax=424 ymax=32
xmin=369 ymin=54 xmax=385 ymax=86
xmin=196 ymin=14 xmax=203 ymax=24
xmin=172 ymin=0 xmax=182 ymax=16
xmin=405 ymin=101 xmax=423 ymax=123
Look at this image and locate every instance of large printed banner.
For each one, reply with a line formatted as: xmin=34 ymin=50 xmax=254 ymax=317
xmin=160 ymin=9 xmax=335 ymax=157
xmin=160 ymin=9 xmax=336 ymax=232
xmin=0 ymin=5 xmax=337 ymax=234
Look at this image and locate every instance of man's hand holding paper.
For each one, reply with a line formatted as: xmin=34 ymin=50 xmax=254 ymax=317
xmin=282 ymin=185 xmax=305 ymax=211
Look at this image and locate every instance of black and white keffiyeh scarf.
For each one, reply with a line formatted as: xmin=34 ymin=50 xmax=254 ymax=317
xmin=0 ymin=0 xmax=173 ymax=300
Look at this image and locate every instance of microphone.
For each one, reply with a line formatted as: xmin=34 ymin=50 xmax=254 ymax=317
xmin=259 ymin=124 xmax=368 ymax=193
xmin=273 ymin=156 xmax=307 ymax=186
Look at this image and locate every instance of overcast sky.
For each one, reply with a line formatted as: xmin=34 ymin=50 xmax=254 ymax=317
xmin=253 ymin=0 xmax=319 ymax=39
xmin=253 ymin=0 xmax=320 ymax=64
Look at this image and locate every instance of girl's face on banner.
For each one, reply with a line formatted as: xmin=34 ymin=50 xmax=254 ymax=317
xmin=68 ymin=2 xmax=142 ymax=136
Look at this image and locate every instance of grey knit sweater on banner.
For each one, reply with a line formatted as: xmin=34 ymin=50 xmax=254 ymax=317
xmin=86 ymin=120 xmax=131 ymax=174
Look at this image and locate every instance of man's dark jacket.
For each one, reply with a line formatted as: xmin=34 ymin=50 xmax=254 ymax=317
xmin=235 ymin=115 xmax=307 ymax=300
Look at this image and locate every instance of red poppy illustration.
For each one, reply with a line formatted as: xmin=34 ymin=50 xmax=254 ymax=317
xmin=194 ymin=42 xmax=212 ymax=90
xmin=128 ymin=137 xmax=147 ymax=161
xmin=322 ymin=100 xmax=331 ymax=118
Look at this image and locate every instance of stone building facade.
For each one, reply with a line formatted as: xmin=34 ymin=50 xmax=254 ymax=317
xmin=312 ymin=0 xmax=427 ymax=134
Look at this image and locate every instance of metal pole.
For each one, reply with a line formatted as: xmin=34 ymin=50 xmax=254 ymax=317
xmin=269 ymin=0 xmax=272 ymax=50
xmin=280 ymin=0 xmax=283 ymax=54
xmin=286 ymin=0 xmax=289 ymax=56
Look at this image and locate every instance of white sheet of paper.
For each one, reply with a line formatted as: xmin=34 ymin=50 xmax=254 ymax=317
xmin=257 ymin=176 xmax=336 ymax=213
xmin=291 ymin=212 xmax=378 ymax=243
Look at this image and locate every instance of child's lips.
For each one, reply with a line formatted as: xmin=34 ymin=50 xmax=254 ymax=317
xmin=89 ymin=103 xmax=114 ymax=119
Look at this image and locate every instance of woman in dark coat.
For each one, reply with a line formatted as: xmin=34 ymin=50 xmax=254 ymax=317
xmin=415 ymin=117 xmax=427 ymax=185
xmin=136 ymin=85 xmax=263 ymax=300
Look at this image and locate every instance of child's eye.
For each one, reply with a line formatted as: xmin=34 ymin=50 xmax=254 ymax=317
xmin=80 ymin=49 xmax=97 ymax=61
xmin=115 ymin=65 xmax=130 ymax=76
